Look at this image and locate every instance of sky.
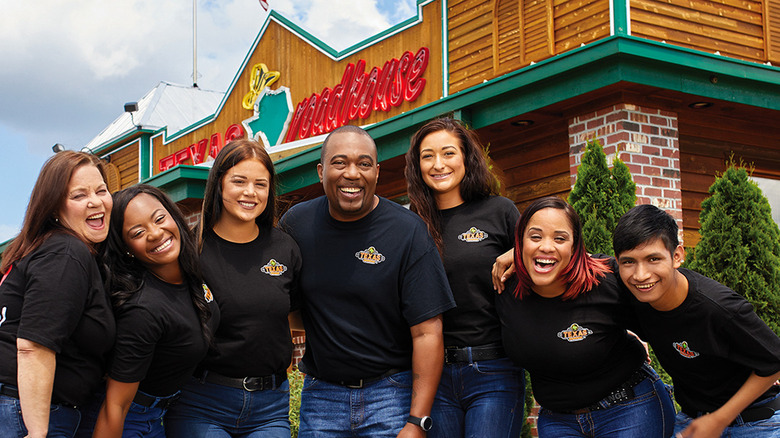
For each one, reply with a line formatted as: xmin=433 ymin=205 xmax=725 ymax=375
xmin=0 ymin=0 xmax=418 ymax=244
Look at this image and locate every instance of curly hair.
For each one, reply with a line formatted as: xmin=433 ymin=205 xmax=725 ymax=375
xmin=103 ymin=184 xmax=212 ymax=344
xmin=405 ymin=117 xmax=500 ymax=253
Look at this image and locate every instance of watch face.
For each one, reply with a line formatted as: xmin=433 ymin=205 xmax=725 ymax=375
xmin=421 ymin=416 xmax=433 ymax=431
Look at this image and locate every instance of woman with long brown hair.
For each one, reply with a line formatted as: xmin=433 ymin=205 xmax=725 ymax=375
xmin=165 ymin=139 xmax=301 ymax=437
xmin=0 ymin=151 xmax=115 ymax=438
xmin=405 ymin=117 xmax=525 ymax=437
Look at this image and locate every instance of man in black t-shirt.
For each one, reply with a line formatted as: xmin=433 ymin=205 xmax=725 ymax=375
xmin=280 ymin=126 xmax=455 ymax=438
xmin=614 ymin=205 xmax=780 ymax=437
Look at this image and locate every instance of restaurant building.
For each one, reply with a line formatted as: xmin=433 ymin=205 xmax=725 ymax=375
xmin=83 ymin=0 xmax=780 ymax=248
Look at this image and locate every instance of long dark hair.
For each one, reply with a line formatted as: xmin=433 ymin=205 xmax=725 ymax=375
xmin=512 ymin=196 xmax=611 ymax=300
xmin=197 ymin=139 xmax=276 ymax=248
xmin=103 ymin=184 xmax=212 ymax=344
xmin=405 ymin=117 xmax=500 ymax=253
xmin=1 ymin=151 xmax=107 ymax=272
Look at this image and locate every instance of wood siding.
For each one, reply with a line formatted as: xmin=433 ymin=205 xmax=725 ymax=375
xmin=679 ymin=109 xmax=780 ymax=247
xmin=450 ymin=0 xmax=609 ymax=93
xmin=767 ymin=0 xmax=780 ymax=62
xmin=480 ymin=120 xmax=571 ymax=210
xmin=631 ymin=0 xmax=769 ymax=63
xmin=108 ymin=143 xmax=139 ymax=190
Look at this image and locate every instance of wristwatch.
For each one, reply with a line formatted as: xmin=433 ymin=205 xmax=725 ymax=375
xmin=407 ymin=415 xmax=433 ymax=431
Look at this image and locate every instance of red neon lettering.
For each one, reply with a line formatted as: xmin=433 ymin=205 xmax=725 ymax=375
xmin=283 ymin=48 xmax=429 ymax=142
xmin=159 ymin=155 xmax=176 ymax=172
xmin=209 ymin=133 xmax=223 ymax=158
xmin=225 ymin=124 xmax=244 ymax=142
xmin=406 ymin=47 xmax=429 ymax=101
xmin=188 ymin=139 xmax=209 ymax=164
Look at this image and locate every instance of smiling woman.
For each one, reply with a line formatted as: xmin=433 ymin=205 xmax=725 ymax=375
xmin=91 ymin=184 xmax=219 ymax=438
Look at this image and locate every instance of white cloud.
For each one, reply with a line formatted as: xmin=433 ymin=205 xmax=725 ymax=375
xmin=0 ymin=224 xmax=20 ymax=245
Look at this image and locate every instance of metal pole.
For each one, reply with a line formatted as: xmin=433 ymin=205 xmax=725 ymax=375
xmin=193 ymin=0 xmax=198 ymax=87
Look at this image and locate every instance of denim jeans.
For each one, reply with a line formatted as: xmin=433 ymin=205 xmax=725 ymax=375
xmin=674 ymin=393 xmax=780 ymax=437
xmin=165 ymin=376 xmax=290 ymax=438
xmin=298 ymin=370 xmax=412 ymax=437
xmin=537 ymin=364 xmax=676 ymax=438
xmin=0 ymin=388 xmax=81 ymax=438
xmin=73 ymin=389 xmax=177 ymax=438
xmin=430 ymin=357 xmax=525 ymax=438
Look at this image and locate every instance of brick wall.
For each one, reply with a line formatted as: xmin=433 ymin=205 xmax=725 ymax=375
xmin=569 ymin=103 xmax=684 ymax=242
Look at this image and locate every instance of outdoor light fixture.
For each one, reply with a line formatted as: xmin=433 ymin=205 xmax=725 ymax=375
xmin=52 ymin=143 xmax=65 ymax=153
xmin=689 ymin=101 xmax=713 ymax=109
xmin=81 ymin=147 xmax=93 ymax=153
xmin=125 ymin=101 xmax=140 ymax=128
xmin=511 ymin=119 xmax=535 ymax=127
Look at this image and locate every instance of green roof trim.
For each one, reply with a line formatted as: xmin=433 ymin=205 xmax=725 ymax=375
xmin=275 ymin=35 xmax=780 ymax=194
xmin=143 ymin=165 xmax=210 ymax=202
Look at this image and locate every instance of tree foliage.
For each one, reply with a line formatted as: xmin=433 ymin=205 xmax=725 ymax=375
xmin=569 ymin=139 xmax=637 ymax=255
xmin=686 ymin=161 xmax=780 ymax=336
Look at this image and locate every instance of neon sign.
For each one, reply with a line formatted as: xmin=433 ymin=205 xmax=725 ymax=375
xmin=158 ymin=124 xmax=244 ymax=172
xmin=242 ymin=63 xmax=281 ymax=110
xmin=284 ymin=47 xmax=429 ymax=142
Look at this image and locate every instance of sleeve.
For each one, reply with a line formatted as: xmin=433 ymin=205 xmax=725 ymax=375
xmin=718 ymin=299 xmax=780 ymax=377
xmin=17 ymin=251 xmax=91 ymax=353
xmin=503 ymin=198 xmax=520 ymax=249
xmin=399 ymin=225 xmax=456 ymax=326
xmin=109 ymin=304 xmax=164 ymax=383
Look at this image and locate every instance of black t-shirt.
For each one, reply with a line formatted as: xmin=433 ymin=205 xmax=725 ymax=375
xmin=109 ymin=272 xmax=219 ymax=397
xmin=439 ymin=196 xmax=519 ymax=347
xmin=280 ymin=196 xmax=456 ymax=381
xmin=497 ymin=264 xmax=645 ymax=411
xmin=625 ymin=268 xmax=780 ymax=415
xmin=199 ymin=227 xmax=301 ymax=377
xmin=0 ymin=233 xmax=115 ymax=406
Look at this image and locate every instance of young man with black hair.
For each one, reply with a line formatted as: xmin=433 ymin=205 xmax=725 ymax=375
xmin=613 ymin=204 xmax=780 ymax=437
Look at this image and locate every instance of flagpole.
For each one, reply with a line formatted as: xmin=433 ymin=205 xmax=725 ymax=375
xmin=193 ymin=0 xmax=198 ymax=88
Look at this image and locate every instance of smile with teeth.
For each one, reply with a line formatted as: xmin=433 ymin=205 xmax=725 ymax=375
xmin=238 ymin=201 xmax=256 ymax=208
xmin=151 ymin=237 xmax=173 ymax=254
xmin=634 ymin=282 xmax=656 ymax=290
xmin=85 ymin=212 xmax=105 ymax=228
xmin=340 ymin=187 xmax=362 ymax=193
xmin=431 ymin=172 xmax=452 ymax=180
xmin=535 ymin=258 xmax=557 ymax=266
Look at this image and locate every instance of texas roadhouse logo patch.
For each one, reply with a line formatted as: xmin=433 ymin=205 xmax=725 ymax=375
xmin=458 ymin=227 xmax=487 ymax=243
xmin=557 ymin=323 xmax=593 ymax=342
xmin=673 ymin=341 xmax=700 ymax=359
xmin=261 ymin=259 xmax=288 ymax=276
xmin=202 ymin=284 xmax=214 ymax=303
xmin=355 ymin=246 xmax=386 ymax=265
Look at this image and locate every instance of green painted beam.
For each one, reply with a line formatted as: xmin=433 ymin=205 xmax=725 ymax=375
xmin=143 ymin=165 xmax=210 ymax=202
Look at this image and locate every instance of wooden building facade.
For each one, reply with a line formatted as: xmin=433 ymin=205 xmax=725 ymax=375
xmin=89 ymin=0 xmax=780 ymax=248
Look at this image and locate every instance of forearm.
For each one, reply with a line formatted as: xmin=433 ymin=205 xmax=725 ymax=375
xmin=17 ymin=338 xmax=56 ymax=438
xmin=93 ymin=378 xmax=139 ymax=438
xmin=712 ymin=371 xmax=780 ymax=424
xmin=409 ymin=318 xmax=443 ymax=417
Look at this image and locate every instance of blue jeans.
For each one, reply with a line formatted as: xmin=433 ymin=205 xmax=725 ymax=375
xmin=430 ymin=357 xmax=525 ymax=438
xmin=537 ymin=364 xmax=676 ymax=438
xmin=165 ymin=376 xmax=290 ymax=438
xmin=73 ymin=389 xmax=177 ymax=438
xmin=674 ymin=393 xmax=780 ymax=437
xmin=0 ymin=388 xmax=81 ymax=438
xmin=298 ymin=370 xmax=412 ymax=437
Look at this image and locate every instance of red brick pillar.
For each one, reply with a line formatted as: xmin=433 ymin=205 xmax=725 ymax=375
xmin=568 ymin=103 xmax=684 ymax=243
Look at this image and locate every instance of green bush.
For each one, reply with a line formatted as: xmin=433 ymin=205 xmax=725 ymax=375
xmin=288 ymin=367 xmax=304 ymax=437
xmin=568 ymin=139 xmax=636 ymax=255
xmin=686 ymin=161 xmax=780 ymax=335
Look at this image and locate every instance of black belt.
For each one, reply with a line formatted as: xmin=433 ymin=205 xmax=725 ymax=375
xmin=0 ymin=384 xmax=78 ymax=409
xmin=203 ymin=370 xmax=287 ymax=391
xmin=567 ymin=367 xmax=649 ymax=414
xmin=738 ymin=396 xmax=780 ymax=424
xmin=324 ymin=368 xmax=406 ymax=389
xmin=445 ymin=345 xmax=505 ymax=364
xmin=132 ymin=391 xmax=180 ymax=410
xmin=685 ymin=395 xmax=780 ymax=425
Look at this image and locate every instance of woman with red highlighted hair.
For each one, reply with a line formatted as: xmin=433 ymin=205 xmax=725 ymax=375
xmin=495 ymin=196 xmax=675 ymax=437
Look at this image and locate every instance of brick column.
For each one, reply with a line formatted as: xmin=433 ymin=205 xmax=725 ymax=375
xmin=568 ymin=103 xmax=684 ymax=243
